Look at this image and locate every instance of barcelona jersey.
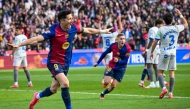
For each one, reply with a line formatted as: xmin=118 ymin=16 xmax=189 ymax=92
xmin=42 ymin=23 xmax=83 ymax=66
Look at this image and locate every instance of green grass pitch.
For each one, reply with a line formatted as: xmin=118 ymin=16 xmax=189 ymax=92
xmin=0 ymin=64 xmax=190 ymax=109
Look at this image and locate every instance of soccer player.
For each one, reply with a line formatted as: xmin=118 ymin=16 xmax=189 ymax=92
xmin=10 ymin=26 xmax=33 ymax=88
xmin=98 ymin=15 xmax=123 ymax=88
xmin=8 ymin=10 xmax=112 ymax=109
xmin=150 ymin=9 xmax=188 ymax=99
xmin=94 ymin=33 xmax=132 ymax=99
xmin=144 ymin=19 xmax=164 ymax=88
xmin=139 ymin=27 xmax=150 ymax=87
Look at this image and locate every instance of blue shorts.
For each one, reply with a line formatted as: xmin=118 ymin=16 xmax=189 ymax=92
xmin=47 ymin=63 xmax=69 ymax=77
xmin=105 ymin=67 xmax=126 ymax=82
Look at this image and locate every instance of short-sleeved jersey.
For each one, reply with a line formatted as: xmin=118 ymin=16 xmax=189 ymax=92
xmin=101 ymin=31 xmax=118 ymax=51
xmin=13 ymin=34 xmax=27 ymax=57
xmin=42 ymin=23 xmax=83 ymax=66
xmin=148 ymin=26 xmax=159 ymax=48
xmin=155 ymin=25 xmax=185 ymax=55
xmin=97 ymin=42 xmax=132 ymax=69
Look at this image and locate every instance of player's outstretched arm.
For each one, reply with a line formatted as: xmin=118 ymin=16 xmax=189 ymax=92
xmin=83 ymin=28 xmax=113 ymax=34
xmin=8 ymin=35 xmax=44 ymax=48
xmin=117 ymin=15 xmax=124 ymax=33
xmin=175 ymin=9 xmax=188 ymax=28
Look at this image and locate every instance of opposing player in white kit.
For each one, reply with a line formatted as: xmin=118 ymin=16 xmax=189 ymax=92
xmin=145 ymin=19 xmax=164 ymax=88
xmin=10 ymin=26 xmax=33 ymax=88
xmin=150 ymin=9 xmax=188 ymax=99
xmin=98 ymin=15 xmax=123 ymax=88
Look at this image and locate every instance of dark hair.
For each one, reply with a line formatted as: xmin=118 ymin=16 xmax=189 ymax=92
xmin=155 ymin=19 xmax=164 ymax=25
xmin=117 ymin=33 xmax=125 ymax=38
xmin=15 ymin=26 xmax=22 ymax=30
xmin=142 ymin=26 xmax=149 ymax=32
xmin=107 ymin=25 xmax=112 ymax=29
xmin=163 ymin=13 xmax=173 ymax=25
xmin=148 ymin=19 xmax=154 ymax=28
xmin=58 ymin=10 xmax=72 ymax=21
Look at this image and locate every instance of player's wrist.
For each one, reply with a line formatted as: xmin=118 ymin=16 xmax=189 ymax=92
xmin=179 ymin=15 xmax=184 ymax=19
xmin=100 ymin=30 xmax=107 ymax=34
xmin=145 ymin=49 xmax=149 ymax=52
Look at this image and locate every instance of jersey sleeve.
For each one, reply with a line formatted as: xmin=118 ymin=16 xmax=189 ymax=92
xmin=155 ymin=28 xmax=161 ymax=40
xmin=42 ymin=25 xmax=55 ymax=40
xmin=176 ymin=25 xmax=185 ymax=32
xmin=13 ymin=37 xmax=20 ymax=44
xmin=97 ymin=43 xmax=113 ymax=64
xmin=148 ymin=28 xmax=155 ymax=40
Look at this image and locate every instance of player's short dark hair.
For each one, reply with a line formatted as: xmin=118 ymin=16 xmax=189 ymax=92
xmin=117 ymin=33 xmax=125 ymax=38
xmin=142 ymin=26 xmax=148 ymax=32
xmin=15 ymin=26 xmax=22 ymax=30
xmin=155 ymin=19 xmax=164 ymax=25
xmin=58 ymin=10 xmax=72 ymax=21
xmin=107 ymin=25 xmax=112 ymax=29
xmin=163 ymin=13 xmax=173 ymax=25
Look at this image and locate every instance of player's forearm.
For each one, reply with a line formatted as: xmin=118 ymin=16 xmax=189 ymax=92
xmin=151 ymin=40 xmax=158 ymax=53
xmin=117 ymin=19 xmax=123 ymax=33
xmin=117 ymin=57 xmax=128 ymax=65
xmin=97 ymin=52 xmax=108 ymax=64
xmin=147 ymin=40 xmax=153 ymax=49
xmin=83 ymin=28 xmax=101 ymax=34
xmin=19 ymin=35 xmax=44 ymax=46
xmin=11 ymin=48 xmax=16 ymax=55
xmin=180 ymin=15 xmax=188 ymax=28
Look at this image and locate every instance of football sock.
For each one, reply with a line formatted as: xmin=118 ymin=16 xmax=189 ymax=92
xmin=141 ymin=69 xmax=147 ymax=81
xmin=154 ymin=68 xmax=158 ymax=81
xmin=169 ymin=78 xmax=175 ymax=93
xmin=13 ymin=70 xmax=18 ymax=84
xmin=61 ymin=88 xmax=72 ymax=109
xmin=147 ymin=67 xmax=153 ymax=82
xmin=24 ymin=70 xmax=31 ymax=82
xmin=102 ymin=88 xmax=109 ymax=95
xmin=158 ymin=75 xmax=165 ymax=88
xmin=38 ymin=87 xmax=53 ymax=99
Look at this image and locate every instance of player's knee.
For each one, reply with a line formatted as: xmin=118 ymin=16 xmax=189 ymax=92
xmin=110 ymin=83 xmax=117 ymax=88
xmin=60 ymin=81 xmax=69 ymax=88
xmin=50 ymin=87 xmax=58 ymax=93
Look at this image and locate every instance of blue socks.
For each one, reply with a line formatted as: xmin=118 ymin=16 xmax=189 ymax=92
xmin=141 ymin=69 xmax=148 ymax=81
xmin=61 ymin=88 xmax=72 ymax=109
xmin=102 ymin=88 xmax=109 ymax=95
xmin=39 ymin=87 xmax=53 ymax=98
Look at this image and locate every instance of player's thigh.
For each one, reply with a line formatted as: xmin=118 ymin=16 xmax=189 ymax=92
xmin=104 ymin=76 xmax=112 ymax=83
xmin=113 ymin=68 xmax=126 ymax=82
xmin=168 ymin=55 xmax=176 ymax=70
xmin=50 ymin=78 xmax=60 ymax=93
xmin=21 ymin=56 xmax=28 ymax=67
xmin=55 ymin=73 xmax=69 ymax=88
xmin=13 ymin=56 xmax=22 ymax=67
xmin=158 ymin=55 xmax=170 ymax=70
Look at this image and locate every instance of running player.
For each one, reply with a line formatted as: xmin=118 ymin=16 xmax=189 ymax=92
xmin=8 ymin=10 xmax=112 ymax=109
xmin=94 ymin=33 xmax=132 ymax=99
xmin=150 ymin=9 xmax=188 ymax=98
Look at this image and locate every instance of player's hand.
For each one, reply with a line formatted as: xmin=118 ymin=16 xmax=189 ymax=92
xmin=150 ymin=53 xmax=153 ymax=60
xmin=7 ymin=43 xmax=20 ymax=48
xmin=10 ymin=55 xmax=13 ymax=61
xmin=114 ymin=57 xmax=118 ymax=63
xmin=93 ymin=63 xmax=98 ymax=67
xmin=141 ymin=51 xmax=147 ymax=58
xmin=175 ymin=8 xmax=182 ymax=16
xmin=105 ymin=28 xmax=113 ymax=34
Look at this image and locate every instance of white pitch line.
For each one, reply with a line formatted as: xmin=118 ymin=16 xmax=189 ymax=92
xmin=0 ymin=89 xmax=190 ymax=99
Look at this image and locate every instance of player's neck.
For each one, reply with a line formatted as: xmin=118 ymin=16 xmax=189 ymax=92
xmin=60 ymin=24 xmax=70 ymax=31
xmin=118 ymin=44 xmax=123 ymax=49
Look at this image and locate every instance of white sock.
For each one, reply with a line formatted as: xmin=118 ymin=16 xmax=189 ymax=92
xmin=28 ymin=81 xmax=32 ymax=84
xmin=14 ymin=82 xmax=18 ymax=85
xmin=162 ymin=87 xmax=166 ymax=90
xmin=36 ymin=93 xmax=41 ymax=99
xmin=150 ymin=82 xmax=155 ymax=85
xmin=169 ymin=92 xmax=172 ymax=95
xmin=140 ymin=80 xmax=144 ymax=83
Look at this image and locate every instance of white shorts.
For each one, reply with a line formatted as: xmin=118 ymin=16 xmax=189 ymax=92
xmin=158 ymin=54 xmax=176 ymax=70
xmin=146 ymin=49 xmax=160 ymax=64
xmin=104 ymin=53 xmax=112 ymax=65
xmin=13 ymin=56 xmax=28 ymax=67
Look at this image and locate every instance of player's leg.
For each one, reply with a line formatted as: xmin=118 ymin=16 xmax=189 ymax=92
xmin=157 ymin=55 xmax=170 ymax=99
xmin=22 ymin=56 xmax=32 ymax=86
xmin=11 ymin=56 xmax=22 ymax=88
xmin=103 ymin=75 xmax=113 ymax=88
xmin=139 ymin=58 xmax=148 ymax=87
xmin=168 ymin=55 xmax=176 ymax=98
xmin=153 ymin=64 xmax=159 ymax=87
xmin=29 ymin=79 xmax=60 ymax=109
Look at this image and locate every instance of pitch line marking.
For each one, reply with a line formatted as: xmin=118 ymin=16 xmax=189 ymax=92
xmin=0 ymin=89 xmax=189 ymax=99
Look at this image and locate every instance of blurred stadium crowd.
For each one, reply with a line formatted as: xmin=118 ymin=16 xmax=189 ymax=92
xmin=0 ymin=0 xmax=190 ymax=56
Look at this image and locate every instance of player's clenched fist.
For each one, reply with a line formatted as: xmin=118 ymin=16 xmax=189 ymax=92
xmin=114 ymin=57 xmax=118 ymax=63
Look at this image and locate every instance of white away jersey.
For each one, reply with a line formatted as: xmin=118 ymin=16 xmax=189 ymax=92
xmin=101 ymin=31 xmax=118 ymax=51
xmin=155 ymin=25 xmax=185 ymax=55
xmin=148 ymin=26 xmax=159 ymax=49
xmin=13 ymin=34 xmax=27 ymax=57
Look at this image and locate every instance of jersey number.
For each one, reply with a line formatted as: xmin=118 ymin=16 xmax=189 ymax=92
xmin=106 ymin=39 xmax=110 ymax=46
xmin=169 ymin=35 xmax=175 ymax=46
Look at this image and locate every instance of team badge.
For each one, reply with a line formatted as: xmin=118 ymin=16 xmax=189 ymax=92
xmin=62 ymin=42 xmax=70 ymax=49
xmin=54 ymin=64 xmax=59 ymax=71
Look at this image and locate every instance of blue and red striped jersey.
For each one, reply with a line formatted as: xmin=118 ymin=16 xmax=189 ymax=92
xmin=42 ymin=23 xmax=83 ymax=66
xmin=97 ymin=42 xmax=132 ymax=69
